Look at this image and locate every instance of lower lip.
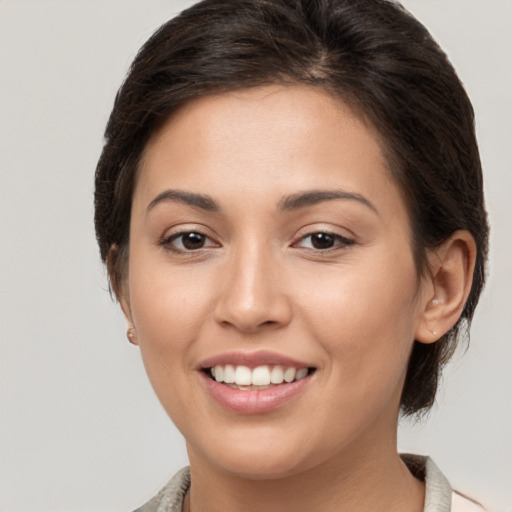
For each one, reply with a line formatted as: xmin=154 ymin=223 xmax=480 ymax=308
xmin=200 ymin=372 xmax=311 ymax=414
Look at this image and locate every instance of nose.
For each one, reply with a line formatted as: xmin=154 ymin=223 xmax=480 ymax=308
xmin=213 ymin=244 xmax=292 ymax=333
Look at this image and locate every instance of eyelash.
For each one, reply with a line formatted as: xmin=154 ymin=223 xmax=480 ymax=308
xmin=293 ymin=232 xmax=354 ymax=252
xmin=160 ymin=231 xmax=218 ymax=253
xmin=161 ymin=230 xmax=354 ymax=254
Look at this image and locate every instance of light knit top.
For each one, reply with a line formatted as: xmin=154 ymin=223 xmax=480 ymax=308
xmin=134 ymin=455 xmax=485 ymax=512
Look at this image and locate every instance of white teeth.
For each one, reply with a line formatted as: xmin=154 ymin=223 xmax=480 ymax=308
xmin=214 ymin=365 xmax=224 ymax=383
xmin=223 ymin=364 xmax=235 ymax=384
xmin=295 ymin=368 xmax=308 ymax=381
xmin=283 ymin=367 xmax=296 ymax=383
xmin=270 ymin=365 xmax=284 ymax=384
xmin=234 ymin=366 xmax=252 ymax=386
xmin=252 ymin=366 xmax=271 ymax=386
xmin=209 ymin=364 xmax=310 ymax=387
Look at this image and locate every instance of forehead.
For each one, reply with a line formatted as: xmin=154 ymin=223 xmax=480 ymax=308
xmin=144 ymin=85 xmax=384 ymax=162
xmin=136 ymin=85 xmax=405 ymax=221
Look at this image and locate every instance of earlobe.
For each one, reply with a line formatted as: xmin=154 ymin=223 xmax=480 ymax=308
xmin=415 ymin=230 xmax=476 ymax=344
xmin=126 ymin=325 xmax=139 ymax=345
xmin=107 ymin=245 xmax=138 ymax=345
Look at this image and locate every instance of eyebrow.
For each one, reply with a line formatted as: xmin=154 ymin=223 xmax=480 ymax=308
xmin=146 ymin=188 xmax=378 ymax=216
xmin=147 ymin=189 xmax=220 ymax=212
xmin=278 ymin=189 xmax=379 ymax=215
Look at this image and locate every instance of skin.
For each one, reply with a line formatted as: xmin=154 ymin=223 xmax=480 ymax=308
xmin=118 ymin=85 xmax=475 ymax=512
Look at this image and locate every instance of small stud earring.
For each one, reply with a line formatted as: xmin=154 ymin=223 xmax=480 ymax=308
xmin=126 ymin=327 xmax=138 ymax=345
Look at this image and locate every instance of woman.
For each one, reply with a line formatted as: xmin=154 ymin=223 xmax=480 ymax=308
xmin=94 ymin=0 xmax=489 ymax=510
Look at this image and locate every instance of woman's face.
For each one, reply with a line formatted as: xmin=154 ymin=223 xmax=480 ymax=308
xmin=124 ymin=86 xmax=430 ymax=478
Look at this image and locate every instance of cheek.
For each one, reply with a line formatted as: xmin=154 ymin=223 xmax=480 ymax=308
xmin=127 ymin=256 xmax=216 ymax=397
xmin=128 ymin=270 xmax=219 ymax=437
xmin=130 ymin=252 xmax=213 ymax=336
xmin=295 ymin=254 xmax=421 ymax=396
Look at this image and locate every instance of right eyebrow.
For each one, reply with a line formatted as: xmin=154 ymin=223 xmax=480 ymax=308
xmin=146 ymin=189 xmax=220 ymax=213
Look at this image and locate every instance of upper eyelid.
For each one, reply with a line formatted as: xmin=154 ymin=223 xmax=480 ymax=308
xmin=293 ymin=225 xmax=356 ymax=241
xmin=162 ymin=230 xmax=217 ymax=244
xmin=300 ymin=230 xmax=352 ymax=240
xmin=160 ymin=224 xmax=217 ymax=241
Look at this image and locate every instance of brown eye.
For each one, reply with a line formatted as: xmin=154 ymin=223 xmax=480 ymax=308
xmin=181 ymin=232 xmax=206 ymax=250
xmin=310 ymin=233 xmax=335 ymax=249
xmin=296 ymin=232 xmax=354 ymax=251
xmin=163 ymin=231 xmax=217 ymax=252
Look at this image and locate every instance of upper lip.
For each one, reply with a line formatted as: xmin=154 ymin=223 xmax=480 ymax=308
xmin=198 ymin=350 xmax=314 ymax=370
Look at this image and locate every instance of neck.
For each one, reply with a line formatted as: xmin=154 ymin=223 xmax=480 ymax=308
xmin=185 ymin=441 xmax=424 ymax=512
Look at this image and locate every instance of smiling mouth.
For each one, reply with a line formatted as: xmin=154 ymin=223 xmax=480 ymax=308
xmin=205 ymin=364 xmax=316 ymax=390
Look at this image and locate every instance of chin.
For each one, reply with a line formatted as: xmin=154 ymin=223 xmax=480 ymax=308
xmin=186 ymin=424 xmax=327 ymax=481
xmin=213 ymin=451 xmax=311 ymax=481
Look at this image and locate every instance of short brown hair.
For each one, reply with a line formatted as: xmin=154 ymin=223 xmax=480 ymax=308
xmin=95 ymin=0 xmax=489 ymax=415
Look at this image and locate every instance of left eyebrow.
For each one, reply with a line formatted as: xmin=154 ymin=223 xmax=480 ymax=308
xmin=278 ymin=189 xmax=379 ymax=216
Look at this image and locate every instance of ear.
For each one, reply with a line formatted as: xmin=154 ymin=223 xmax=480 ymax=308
xmin=415 ymin=230 xmax=477 ymax=344
xmin=107 ymin=244 xmax=138 ymax=344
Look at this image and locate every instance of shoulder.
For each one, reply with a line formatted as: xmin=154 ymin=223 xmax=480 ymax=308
xmin=451 ymin=491 xmax=487 ymax=512
xmin=401 ymin=454 xmax=487 ymax=512
xmin=133 ymin=467 xmax=190 ymax=512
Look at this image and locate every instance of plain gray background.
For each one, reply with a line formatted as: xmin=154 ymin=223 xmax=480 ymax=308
xmin=0 ymin=1 xmax=511 ymax=511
